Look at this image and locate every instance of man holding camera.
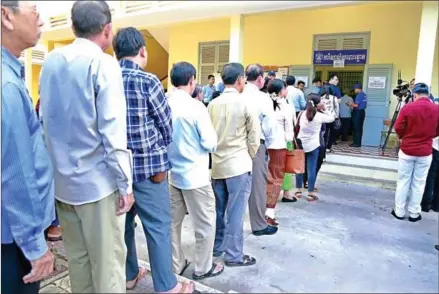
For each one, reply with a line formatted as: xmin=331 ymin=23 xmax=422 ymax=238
xmin=392 ymin=83 xmax=439 ymax=222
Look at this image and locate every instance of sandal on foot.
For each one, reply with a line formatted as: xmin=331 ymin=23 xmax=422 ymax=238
xmin=179 ymin=259 xmax=191 ymax=275
xmin=192 ymin=263 xmax=224 ymax=281
xmin=265 ymin=216 xmax=279 ymax=226
xmin=295 ymin=191 xmax=303 ymax=199
xmin=225 ymin=255 xmax=256 ymax=267
xmin=281 ymin=197 xmax=297 ymax=203
xmin=307 ymin=194 xmax=319 ymax=202
xmin=126 ymin=266 xmax=147 ymax=290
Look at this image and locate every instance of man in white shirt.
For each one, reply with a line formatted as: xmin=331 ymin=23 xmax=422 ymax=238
xmin=242 ymin=64 xmax=278 ymax=236
xmin=39 ymin=2 xmax=133 ymax=292
xmin=167 ymin=62 xmax=224 ymax=280
xmin=208 ymin=63 xmax=260 ymax=267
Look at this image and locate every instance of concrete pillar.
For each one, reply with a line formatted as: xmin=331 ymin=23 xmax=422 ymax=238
xmin=414 ymin=1 xmax=438 ymax=87
xmin=229 ymin=15 xmax=244 ymax=63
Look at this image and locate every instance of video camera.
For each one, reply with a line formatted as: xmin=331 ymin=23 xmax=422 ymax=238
xmin=392 ymin=70 xmax=412 ymax=103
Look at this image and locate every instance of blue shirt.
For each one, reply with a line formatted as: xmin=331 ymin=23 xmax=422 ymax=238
xmin=287 ymin=86 xmax=306 ymax=112
xmin=328 ymin=84 xmax=342 ymax=98
xmin=339 ymin=95 xmax=353 ymax=118
xmin=355 ymin=91 xmax=367 ymax=110
xmin=202 ymin=84 xmax=216 ymax=104
xmin=1 ymin=47 xmax=55 ymax=260
xmin=120 ymin=59 xmax=173 ymax=182
xmin=216 ymin=82 xmax=225 ymax=93
xmin=304 ymin=85 xmax=322 ymax=99
xmin=40 ymin=38 xmax=133 ymax=205
xmin=167 ymin=89 xmax=217 ymax=189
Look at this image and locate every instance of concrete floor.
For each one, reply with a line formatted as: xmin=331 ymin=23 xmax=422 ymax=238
xmin=133 ymin=180 xmax=439 ymax=293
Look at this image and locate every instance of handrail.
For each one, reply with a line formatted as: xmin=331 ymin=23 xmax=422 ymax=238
xmin=160 ymin=75 xmax=168 ymax=82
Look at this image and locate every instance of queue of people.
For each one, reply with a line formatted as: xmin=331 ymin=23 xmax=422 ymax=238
xmin=3 ymin=2 xmax=438 ymax=294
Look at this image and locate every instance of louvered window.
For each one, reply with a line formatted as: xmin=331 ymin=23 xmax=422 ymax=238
xmin=315 ymin=34 xmax=369 ymax=51
xmin=198 ymin=41 xmax=230 ymax=85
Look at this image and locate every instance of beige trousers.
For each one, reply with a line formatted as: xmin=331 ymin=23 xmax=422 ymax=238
xmin=170 ymin=184 xmax=216 ymax=276
xmin=56 ymin=191 xmax=126 ymax=293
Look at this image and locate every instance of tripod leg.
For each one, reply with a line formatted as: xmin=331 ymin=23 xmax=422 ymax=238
xmin=381 ymin=100 xmax=402 ymax=155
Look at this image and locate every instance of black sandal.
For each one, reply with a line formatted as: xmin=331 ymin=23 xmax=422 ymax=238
xmin=179 ymin=259 xmax=191 ymax=275
xmin=192 ymin=263 xmax=224 ymax=281
xmin=225 ymin=255 xmax=256 ymax=267
xmin=281 ymin=197 xmax=297 ymax=203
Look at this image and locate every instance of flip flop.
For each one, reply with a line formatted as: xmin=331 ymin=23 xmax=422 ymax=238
xmin=179 ymin=259 xmax=191 ymax=275
xmin=225 ymin=255 xmax=256 ymax=267
xmin=126 ymin=266 xmax=147 ymax=290
xmin=192 ymin=263 xmax=224 ymax=281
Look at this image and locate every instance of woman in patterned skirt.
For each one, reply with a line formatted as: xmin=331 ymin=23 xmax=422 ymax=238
xmin=265 ymin=79 xmax=294 ymax=226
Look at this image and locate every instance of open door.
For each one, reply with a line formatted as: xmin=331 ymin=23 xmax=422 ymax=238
xmin=288 ymin=65 xmax=313 ymax=90
xmin=362 ymin=64 xmax=393 ymax=147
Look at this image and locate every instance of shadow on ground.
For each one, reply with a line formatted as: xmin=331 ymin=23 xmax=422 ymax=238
xmin=134 ymin=180 xmax=439 ymax=293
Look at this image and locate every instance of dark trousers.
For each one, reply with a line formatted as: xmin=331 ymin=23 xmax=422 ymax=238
xmin=352 ymin=109 xmax=366 ymax=146
xmin=1 ymin=242 xmax=40 ymax=294
xmin=340 ymin=117 xmax=351 ymax=141
xmin=422 ymin=149 xmax=439 ymax=210
xmin=324 ymin=122 xmax=336 ymax=149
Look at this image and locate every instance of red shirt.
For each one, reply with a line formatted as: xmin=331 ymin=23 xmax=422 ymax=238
xmin=395 ymin=97 xmax=439 ymax=156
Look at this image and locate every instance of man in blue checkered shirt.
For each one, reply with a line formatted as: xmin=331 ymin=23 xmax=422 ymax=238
xmin=114 ymin=28 xmax=195 ymax=293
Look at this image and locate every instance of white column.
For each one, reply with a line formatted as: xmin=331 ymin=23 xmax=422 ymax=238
xmin=414 ymin=1 xmax=438 ymax=87
xmin=229 ymin=15 xmax=244 ymax=63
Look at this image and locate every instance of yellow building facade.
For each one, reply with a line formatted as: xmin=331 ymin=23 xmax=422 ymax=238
xmin=34 ymin=0 xmax=438 ymax=146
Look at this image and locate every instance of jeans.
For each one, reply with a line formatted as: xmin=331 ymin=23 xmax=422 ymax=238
xmin=125 ymin=177 xmax=177 ymax=292
xmin=394 ymin=150 xmax=432 ymax=218
xmin=296 ymin=147 xmax=320 ymax=192
xmin=303 ymin=145 xmax=326 ymax=186
xmin=422 ymin=149 xmax=439 ymax=209
xmin=213 ymin=172 xmax=252 ymax=263
xmin=352 ymin=109 xmax=366 ymax=146
xmin=1 ymin=243 xmax=40 ymax=294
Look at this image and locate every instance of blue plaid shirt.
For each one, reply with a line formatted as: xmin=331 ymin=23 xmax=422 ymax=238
xmin=120 ymin=60 xmax=173 ymax=183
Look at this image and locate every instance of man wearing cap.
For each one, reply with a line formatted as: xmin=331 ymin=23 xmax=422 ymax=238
xmin=350 ymin=83 xmax=367 ymax=147
xmin=392 ymin=83 xmax=439 ymax=222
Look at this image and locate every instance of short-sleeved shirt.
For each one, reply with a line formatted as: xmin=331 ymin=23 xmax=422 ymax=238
xmin=339 ymin=95 xmax=353 ymax=118
xmin=355 ymin=92 xmax=367 ymax=110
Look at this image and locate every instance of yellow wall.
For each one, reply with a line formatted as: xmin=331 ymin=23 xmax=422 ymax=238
xmin=167 ymin=1 xmax=438 ymax=116
xmin=31 ymin=64 xmax=42 ymax=104
xmin=144 ymin=31 xmax=169 ymax=89
xmin=168 ymin=17 xmax=231 ymax=88
xmin=243 ymin=1 xmax=436 ymax=115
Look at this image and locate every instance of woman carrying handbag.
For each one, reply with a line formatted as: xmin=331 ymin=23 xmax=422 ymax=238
xmin=265 ymin=79 xmax=294 ymax=227
xmin=295 ymin=94 xmax=335 ymax=202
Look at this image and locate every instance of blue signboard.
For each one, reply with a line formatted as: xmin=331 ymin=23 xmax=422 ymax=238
xmin=313 ymin=49 xmax=368 ymax=65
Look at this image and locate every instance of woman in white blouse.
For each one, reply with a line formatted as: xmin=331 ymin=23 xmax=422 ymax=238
xmin=295 ymin=94 xmax=335 ymax=201
xmin=265 ymin=79 xmax=294 ymax=226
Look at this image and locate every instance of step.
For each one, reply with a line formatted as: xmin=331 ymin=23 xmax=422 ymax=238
xmin=319 ymin=154 xmax=397 ymax=190
xmin=325 ymin=153 xmax=397 ymax=170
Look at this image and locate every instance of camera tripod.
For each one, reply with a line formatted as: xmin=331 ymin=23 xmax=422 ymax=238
xmin=381 ymin=98 xmax=403 ymax=155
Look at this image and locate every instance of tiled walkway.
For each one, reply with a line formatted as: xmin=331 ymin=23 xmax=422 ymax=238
xmin=332 ymin=141 xmax=398 ymax=159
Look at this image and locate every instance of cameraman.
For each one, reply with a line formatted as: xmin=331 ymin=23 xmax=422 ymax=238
xmin=392 ymin=83 xmax=439 ymax=222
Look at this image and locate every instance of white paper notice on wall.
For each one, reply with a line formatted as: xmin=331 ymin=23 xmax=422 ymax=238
xmin=333 ymin=59 xmax=345 ymax=68
xmin=368 ymin=76 xmax=387 ymax=89
xmin=295 ymin=76 xmax=309 ymax=87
